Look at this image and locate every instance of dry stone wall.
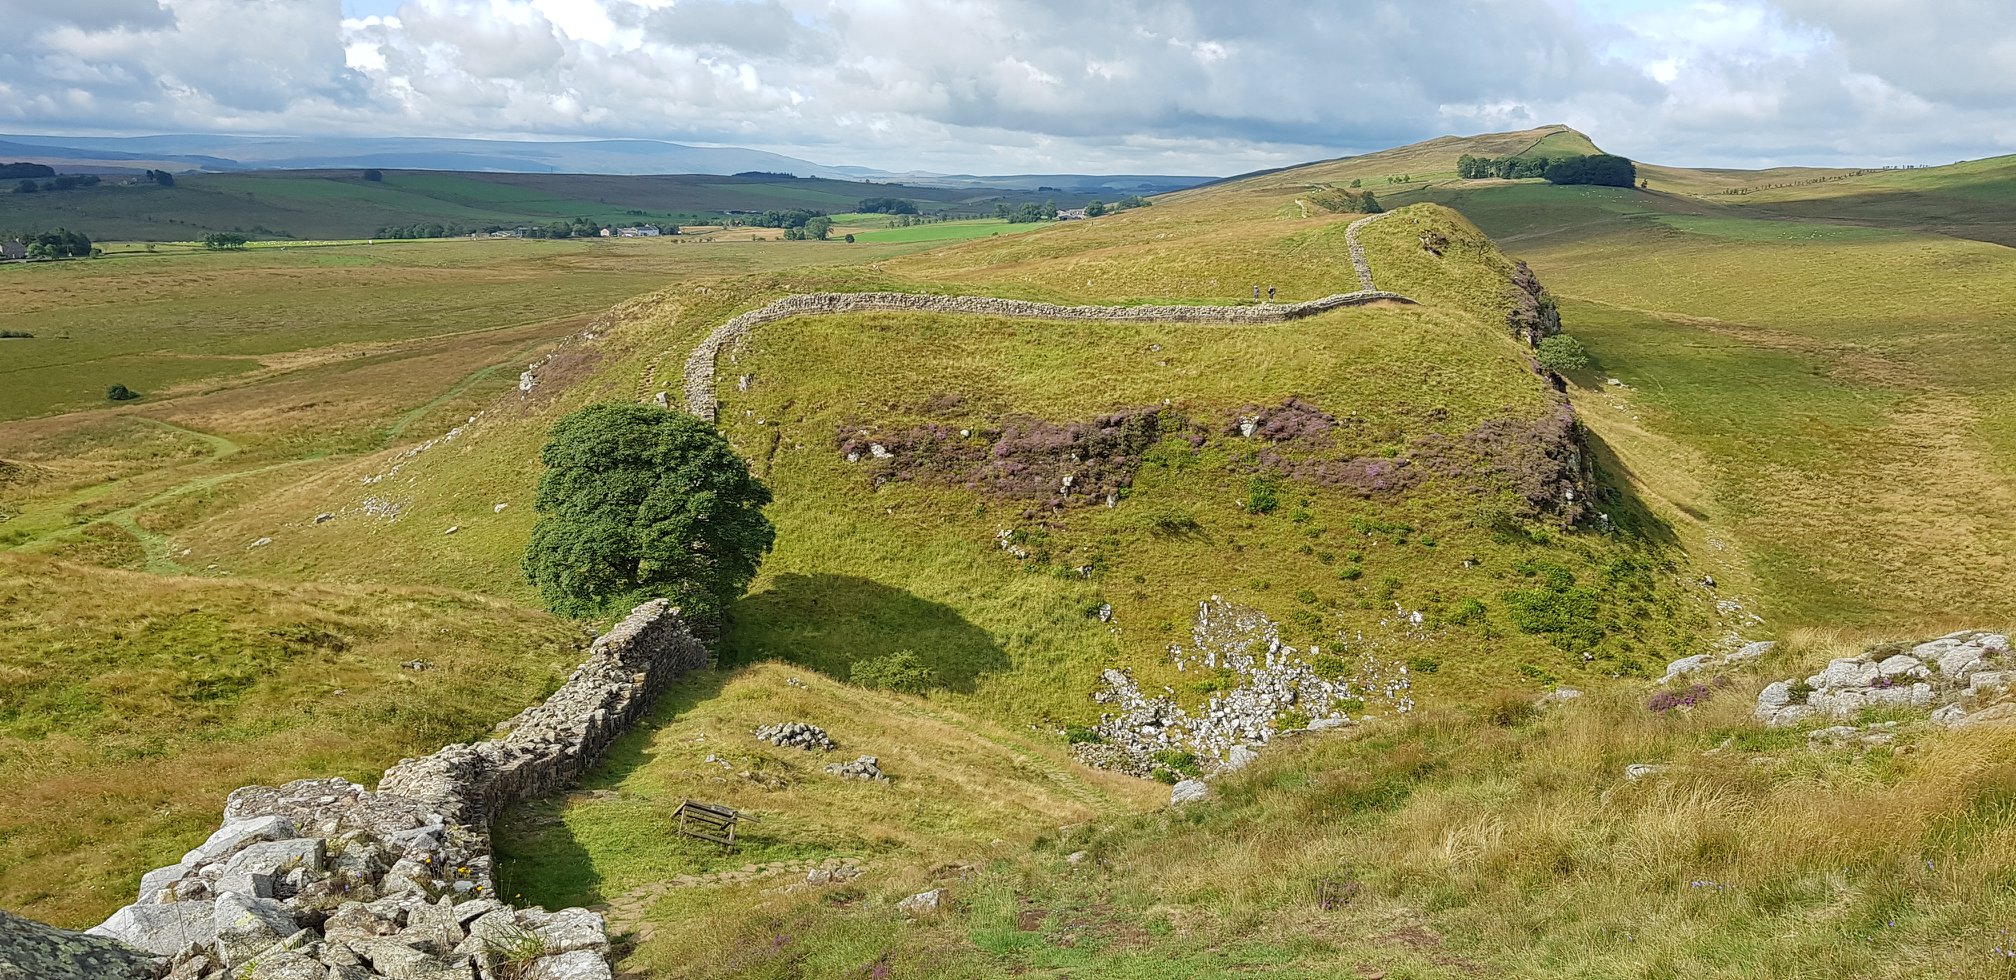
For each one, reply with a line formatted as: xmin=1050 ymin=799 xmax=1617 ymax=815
xmin=0 ymin=600 xmax=709 ymax=980
xmin=1344 ymin=211 xmax=1399 ymax=291
xmin=682 ymin=289 xmax=1414 ymax=419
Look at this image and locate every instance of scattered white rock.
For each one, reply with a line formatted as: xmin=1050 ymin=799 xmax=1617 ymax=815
xmin=897 ymin=889 xmax=942 ymax=915
xmin=312 ymin=513 xmax=335 ymax=525
xmin=1623 ymin=764 xmax=1665 ymax=781
xmin=1065 ymin=851 xmax=1089 ymax=865
xmin=1169 ymin=779 xmax=1210 ymax=805
xmin=493 ymin=503 xmax=508 ymax=513
xmin=444 ymin=526 xmax=458 ymax=535
xmin=249 ymin=537 xmax=272 ymax=549
xmin=1758 ymin=631 xmax=2011 ymax=726
xmin=824 ymin=756 xmax=887 ymax=781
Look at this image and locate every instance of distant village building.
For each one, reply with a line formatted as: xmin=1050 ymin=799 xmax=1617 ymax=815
xmin=0 ymin=239 xmax=24 ymax=260
xmin=599 ymin=227 xmax=613 ymax=237
xmin=1055 ymin=208 xmax=1089 ymax=221
xmin=616 ymin=226 xmax=661 ymax=237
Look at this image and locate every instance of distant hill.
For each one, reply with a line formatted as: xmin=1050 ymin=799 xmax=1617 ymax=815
xmin=0 ymin=168 xmax=1111 ymax=242
xmin=0 ymin=133 xmax=1214 ymax=195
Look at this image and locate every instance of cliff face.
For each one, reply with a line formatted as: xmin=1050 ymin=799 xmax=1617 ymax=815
xmin=1506 ymin=260 xmax=1563 ymax=345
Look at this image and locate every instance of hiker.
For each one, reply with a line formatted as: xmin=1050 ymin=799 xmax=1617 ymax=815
xmin=1268 ymin=286 xmax=1277 ymax=301
xmin=1253 ymin=285 xmax=1260 ymax=301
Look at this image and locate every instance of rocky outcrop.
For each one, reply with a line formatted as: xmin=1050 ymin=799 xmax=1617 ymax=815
xmin=47 ymin=599 xmax=710 ymax=980
xmin=1755 ymin=630 xmax=2011 ymax=727
xmin=1079 ymin=596 xmax=1413 ymax=778
xmin=1506 ymin=260 xmax=1562 ymax=345
xmin=682 ymin=289 xmax=1415 ymax=420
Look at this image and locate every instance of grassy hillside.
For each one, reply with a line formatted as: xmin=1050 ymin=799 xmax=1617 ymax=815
xmin=595 ymin=629 xmax=2016 ymax=979
xmin=0 ymin=169 xmax=1096 ymax=242
xmin=13 ymin=122 xmax=2016 ymax=979
xmin=0 ymin=554 xmax=584 ymax=927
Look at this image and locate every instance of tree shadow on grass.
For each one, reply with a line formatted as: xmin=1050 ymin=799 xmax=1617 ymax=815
xmin=721 ymin=573 xmax=1009 ymax=694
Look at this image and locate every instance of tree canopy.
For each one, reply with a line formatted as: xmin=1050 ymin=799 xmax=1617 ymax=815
xmin=523 ymin=403 xmax=775 ymax=620
xmin=1543 ymin=154 xmax=1637 ymax=187
xmin=856 ymin=196 xmax=918 ymax=215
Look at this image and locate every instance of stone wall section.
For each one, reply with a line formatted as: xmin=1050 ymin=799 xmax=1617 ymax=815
xmin=1345 ymin=211 xmax=1398 ymax=291
xmin=682 ymin=288 xmax=1415 ymax=419
xmin=17 ymin=600 xmax=709 ymax=980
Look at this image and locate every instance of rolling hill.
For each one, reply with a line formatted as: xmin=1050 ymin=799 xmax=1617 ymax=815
xmin=7 ymin=123 xmax=2016 ymax=977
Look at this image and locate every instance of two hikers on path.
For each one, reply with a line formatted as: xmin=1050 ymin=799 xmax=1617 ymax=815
xmin=1252 ymin=285 xmax=1278 ymax=302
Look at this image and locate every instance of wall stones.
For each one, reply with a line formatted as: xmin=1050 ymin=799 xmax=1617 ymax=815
xmin=12 ymin=600 xmax=711 ymax=980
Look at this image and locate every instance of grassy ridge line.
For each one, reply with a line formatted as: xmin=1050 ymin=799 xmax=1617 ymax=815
xmin=682 ymin=287 xmax=1415 ymax=417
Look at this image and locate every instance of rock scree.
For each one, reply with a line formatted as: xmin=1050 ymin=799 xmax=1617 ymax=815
xmin=1 ymin=599 xmax=709 ymax=980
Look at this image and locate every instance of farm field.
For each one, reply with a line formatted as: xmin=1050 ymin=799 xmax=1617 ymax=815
xmin=0 ymin=169 xmax=1098 ymax=242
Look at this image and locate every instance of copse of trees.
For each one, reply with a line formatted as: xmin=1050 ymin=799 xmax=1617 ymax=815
xmin=0 ymin=162 xmax=56 ymax=180
xmin=144 ymin=169 xmax=175 ymax=187
xmin=202 ymin=233 xmax=249 ymax=250
xmin=1458 ymin=154 xmax=1555 ymax=180
xmin=1113 ymin=195 xmax=1152 ymax=210
xmin=18 ymin=229 xmax=93 ymax=258
xmin=522 ymin=403 xmax=775 ymax=620
xmin=750 ymin=209 xmax=826 ymax=230
xmin=1457 ymin=153 xmax=1637 ymax=188
xmin=1543 ymin=154 xmax=1638 ymax=187
xmin=856 ymin=196 xmax=918 ymax=215
xmin=362 ymin=169 xmax=383 ymax=182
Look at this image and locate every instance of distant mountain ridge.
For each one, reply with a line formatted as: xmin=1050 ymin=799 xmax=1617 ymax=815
xmin=0 ymin=133 xmax=1214 ymax=194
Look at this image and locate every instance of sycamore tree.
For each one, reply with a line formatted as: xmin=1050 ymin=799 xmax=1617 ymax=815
xmin=523 ymin=403 xmax=775 ymax=620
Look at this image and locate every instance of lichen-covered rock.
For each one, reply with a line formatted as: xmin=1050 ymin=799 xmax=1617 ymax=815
xmin=523 ymin=949 xmax=617 ymax=980
xmin=88 ymin=899 xmax=218 ymax=956
xmin=0 ymin=908 xmax=164 ymax=979
xmin=212 ymin=892 xmax=298 ymax=966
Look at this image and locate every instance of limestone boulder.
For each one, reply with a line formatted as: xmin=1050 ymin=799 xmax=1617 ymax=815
xmin=212 ymin=892 xmax=298 ymax=965
xmin=88 ymin=899 xmax=218 ymax=956
xmin=180 ymin=815 xmax=298 ymax=870
xmin=523 ymin=949 xmax=616 ymax=980
xmin=1169 ymin=779 xmax=1209 ymax=805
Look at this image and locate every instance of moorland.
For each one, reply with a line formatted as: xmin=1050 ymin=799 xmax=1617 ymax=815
xmin=4 ymin=124 xmax=2016 ymax=977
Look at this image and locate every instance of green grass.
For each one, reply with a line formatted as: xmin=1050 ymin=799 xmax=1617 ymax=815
xmin=1404 ymin=172 xmax=2016 ymax=629
xmin=0 ymin=170 xmax=1092 ymax=242
xmin=846 ymin=218 xmax=1034 ymax=244
xmin=0 ymin=554 xmax=582 ymax=928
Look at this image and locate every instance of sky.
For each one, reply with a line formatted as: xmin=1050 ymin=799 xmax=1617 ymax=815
xmin=1 ymin=0 xmax=2011 ymax=175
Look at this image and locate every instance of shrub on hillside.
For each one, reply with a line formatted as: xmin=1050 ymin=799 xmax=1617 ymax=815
xmin=1535 ymin=335 xmax=1591 ymax=373
xmin=523 ymin=402 xmax=774 ymax=620
xmin=850 ymin=650 xmax=937 ymax=693
xmin=105 ymin=384 xmax=138 ymax=401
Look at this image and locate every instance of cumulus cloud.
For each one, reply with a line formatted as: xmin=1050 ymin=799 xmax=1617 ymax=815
xmin=0 ymin=0 xmax=2009 ymax=172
